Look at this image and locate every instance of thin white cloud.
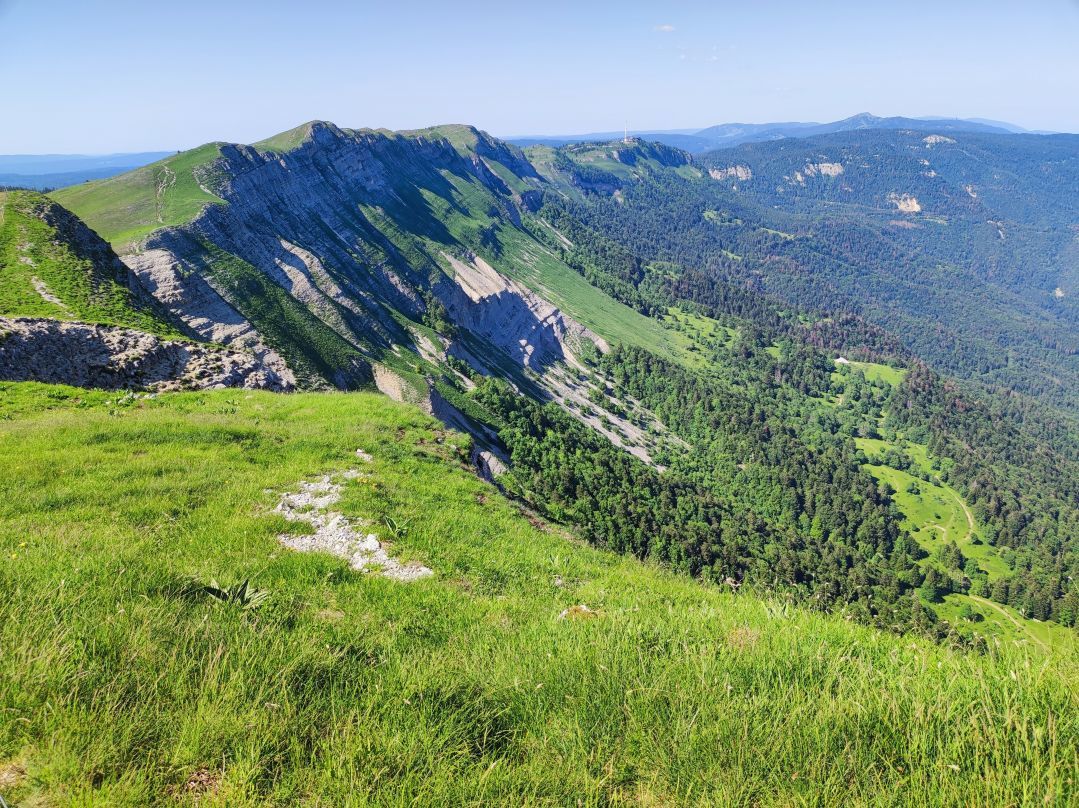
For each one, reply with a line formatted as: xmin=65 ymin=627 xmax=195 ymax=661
xmin=654 ymin=24 xmax=675 ymax=33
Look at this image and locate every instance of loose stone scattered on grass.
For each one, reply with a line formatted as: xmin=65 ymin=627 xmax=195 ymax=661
xmin=275 ymin=457 xmax=432 ymax=582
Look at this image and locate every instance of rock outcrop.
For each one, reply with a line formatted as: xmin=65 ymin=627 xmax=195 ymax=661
xmin=439 ymin=252 xmax=606 ymax=370
xmin=0 ymin=317 xmax=292 ymax=391
xmin=124 ymin=246 xmax=297 ymax=387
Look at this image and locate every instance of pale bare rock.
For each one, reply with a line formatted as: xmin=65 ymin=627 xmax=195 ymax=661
xmin=1054 ymin=287 xmax=1066 ymax=299
xmin=275 ymin=465 xmax=432 ymax=582
xmin=542 ymin=363 xmax=675 ymax=465
xmin=923 ymin=134 xmax=956 ymax=146
xmin=0 ymin=760 xmax=27 ymax=789
xmin=803 ymin=162 xmax=844 ymax=178
xmin=537 ymin=219 xmax=574 ymax=248
xmin=30 ymin=276 xmax=67 ymax=309
xmin=709 ymin=165 xmax=753 ymax=182
xmin=373 ymin=362 xmax=432 ymax=412
xmin=124 ymin=247 xmax=297 ymax=387
xmin=271 ymin=238 xmax=368 ymax=344
xmin=16 ymin=242 xmax=34 ymax=267
xmin=408 ymin=325 xmax=447 ymax=366
xmin=887 ymin=193 xmax=922 ymax=213
xmin=558 ymin=604 xmax=596 ymax=620
xmin=440 ymin=252 xmax=608 ymax=370
xmin=474 ymin=449 xmax=509 ymax=481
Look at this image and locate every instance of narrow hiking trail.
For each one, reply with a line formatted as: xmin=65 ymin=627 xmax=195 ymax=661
xmin=969 ymin=595 xmax=1048 ymax=651
xmin=951 ymin=488 xmax=975 ymax=534
xmin=927 ymin=523 xmax=947 ymax=540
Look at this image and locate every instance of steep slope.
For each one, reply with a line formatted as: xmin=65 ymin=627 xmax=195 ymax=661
xmin=54 ymin=121 xmax=680 ymax=458
xmin=516 ymin=135 xmax=1079 ymax=630
xmin=0 ymin=382 xmax=1074 ymax=805
xmin=1 ymin=189 xmax=182 ymax=333
xmin=0 ymin=190 xmax=292 ymax=391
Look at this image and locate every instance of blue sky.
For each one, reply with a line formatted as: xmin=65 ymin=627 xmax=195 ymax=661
xmin=2 ymin=0 xmax=1078 ymax=153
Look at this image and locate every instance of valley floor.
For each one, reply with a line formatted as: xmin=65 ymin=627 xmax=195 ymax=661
xmin=0 ymin=383 xmax=1076 ymax=806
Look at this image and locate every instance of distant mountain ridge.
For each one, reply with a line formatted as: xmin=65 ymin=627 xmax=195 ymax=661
xmin=508 ymin=112 xmax=1039 ymax=152
xmin=0 ymin=151 xmax=174 ymax=190
xmin=0 ymin=115 xmax=1046 ymax=190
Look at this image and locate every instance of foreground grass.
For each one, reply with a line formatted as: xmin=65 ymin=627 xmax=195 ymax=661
xmin=0 ymin=382 xmax=1076 ymax=806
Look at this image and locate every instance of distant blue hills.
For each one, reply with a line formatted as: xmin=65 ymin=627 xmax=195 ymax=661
xmin=506 ymin=113 xmax=1053 ymax=153
xmin=0 ymin=152 xmax=172 ymax=190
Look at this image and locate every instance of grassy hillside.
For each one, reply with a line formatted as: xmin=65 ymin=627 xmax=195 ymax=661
xmin=0 ymin=190 xmax=182 ymax=336
xmin=0 ymin=382 xmax=1075 ymax=806
xmin=493 ymin=226 xmax=681 ymax=358
xmin=50 ymin=143 xmax=225 ymax=249
xmin=252 ymin=122 xmax=315 ymax=154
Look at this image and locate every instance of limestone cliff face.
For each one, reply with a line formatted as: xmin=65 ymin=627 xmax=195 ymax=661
xmin=438 ymin=252 xmax=606 ymax=369
xmin=121 ymin=122 xmax=605 ymax=390
xmin=18 ymin=124 xmax=679 ymax=464
xmin=73 ymin=122 xmax=679 ymax=458
xmin=123 ymin=246 xmax=296 ymax=387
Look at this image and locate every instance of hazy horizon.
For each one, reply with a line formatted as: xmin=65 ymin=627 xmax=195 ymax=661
xmin=0 ymin=112 xmax=1066 ymax=159
xmin=3 ymin=0 xmax=1078 ymax=153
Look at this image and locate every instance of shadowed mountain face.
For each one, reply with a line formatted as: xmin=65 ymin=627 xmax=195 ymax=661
xmin=49 ymin=121 xmax=670 ymax=461
xmin=105 ymin=123 xmax=605 ymax=390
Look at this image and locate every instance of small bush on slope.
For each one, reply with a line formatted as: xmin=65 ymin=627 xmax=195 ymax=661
xmin=0 ymin=382 xmax=1074 ymax=806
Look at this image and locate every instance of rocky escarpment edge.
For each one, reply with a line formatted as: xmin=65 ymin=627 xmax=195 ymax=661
xmin=0 ymin=317 xmax=293 ymax=392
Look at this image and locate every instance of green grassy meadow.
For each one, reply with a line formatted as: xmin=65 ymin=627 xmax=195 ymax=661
xmin=0 ymin=382 xmax=1076 ymax=806
xmin=661 ymin=307 xmax=738 ymax=368
xmin=834 ymin=363 xmax=1064 ymax=650
xmin=50 ymin=144 xmax=225 ymax=250
xmin=493 ymin=227 xmax=682 ymax=359
xmin=253 ymin=123 xmax=315 ymax=154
